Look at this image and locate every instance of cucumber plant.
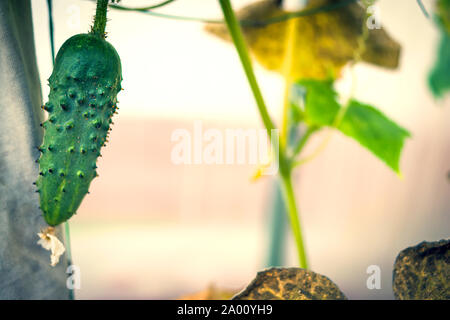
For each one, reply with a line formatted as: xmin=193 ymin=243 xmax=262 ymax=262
xmin=36 ymin=0 xmax=122 ymax=226
xmin=218 ymin=0 xmax=411 ymax=268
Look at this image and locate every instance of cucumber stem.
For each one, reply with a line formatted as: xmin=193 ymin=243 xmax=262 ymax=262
xmin=92 ymin=0 xmax=109 ymax=38
xmin=217 ymin=0 xmax=276 ymax=138
xmin=279 ymin=171 xmax=308 ymax=269
xmin=218 ymin=0 xmax=308 ymax=268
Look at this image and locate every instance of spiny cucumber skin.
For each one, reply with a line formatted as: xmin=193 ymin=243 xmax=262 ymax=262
xmin=36 ymin=33 xmax=122 ymax=226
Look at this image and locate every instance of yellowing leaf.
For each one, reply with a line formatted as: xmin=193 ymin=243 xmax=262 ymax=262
xmin=205 ymin=0 xmax=401 ymax=80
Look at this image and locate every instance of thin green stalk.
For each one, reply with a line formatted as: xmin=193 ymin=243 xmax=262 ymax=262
xmin=280 ymin=171 xmax=308 ymax=269
xmin=91 ymin=0 xmax=109 ymax=38
xmin=218 ymin=0 xmax=307 ymax=267
xmin=64 ymin=222 xmax=73 ymax=265
xmin=218 ymin=0 xmax=275 ymax=138
xmin=416 ymin=0 xmax=430 ymax=19
xmin=266 ymin=180 xmax=288 ymax=267
xmin=46 ymin=0 xmax=55 ymax=63
xmin=280 ymin=16 xmax=298 ymax=150
xmin=64 ymin=222 xmax=74 ymax=299
xmin=108 ymin=0 xmax=359 ymax=27
xmin=109 ymin=0 xmax=176 ymax=11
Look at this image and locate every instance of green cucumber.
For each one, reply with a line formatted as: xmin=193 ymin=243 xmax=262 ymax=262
xmin=36 ymin=33 xmax=122 ymax=226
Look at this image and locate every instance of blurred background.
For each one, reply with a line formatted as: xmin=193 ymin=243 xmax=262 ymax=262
xmin=31 ymin=0 xmax=449 ymax=299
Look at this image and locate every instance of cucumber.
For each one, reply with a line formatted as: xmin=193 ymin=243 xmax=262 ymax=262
xmin=36 ymin=33 xmax=122 ymax=226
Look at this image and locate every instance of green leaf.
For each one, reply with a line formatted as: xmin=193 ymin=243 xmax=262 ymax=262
xmin=436 ymin=0 xmax=450 ymax=34
xmin=428 ymin=29 xmax=450 ymax=98
xmin=292 ymin=79 xmax=340 ymax=126
xmin=290 ymin=80 xmax=410 ymax=174
xmin=338 ymin=100 xmax=411 ymax=173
